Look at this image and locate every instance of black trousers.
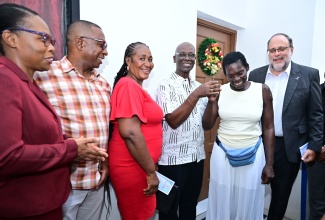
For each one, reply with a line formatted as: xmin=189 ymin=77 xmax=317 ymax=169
xmin=158 ymin=160 xmax=204 ymax=220
xmin=267 ymin=138 xmax=300 ymax=220
xmin=308 ymin=160 xmax=325 ymax=220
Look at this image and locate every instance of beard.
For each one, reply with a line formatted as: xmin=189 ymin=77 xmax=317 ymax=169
xmin=271 ymin=62 xmax=288 ymax=73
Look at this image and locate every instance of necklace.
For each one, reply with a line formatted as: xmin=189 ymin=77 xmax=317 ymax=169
xmin=127 ymin=73 xmax=143 ymax=87
xmin=129 ymin=73 xmax=137 ymax=81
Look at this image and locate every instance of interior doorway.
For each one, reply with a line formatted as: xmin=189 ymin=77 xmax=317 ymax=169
xmin=196 ymin=18 xmax=237 ymax=201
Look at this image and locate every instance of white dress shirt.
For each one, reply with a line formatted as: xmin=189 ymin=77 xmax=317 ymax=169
xmin=265 ymin=62 xmax=292 ymax=136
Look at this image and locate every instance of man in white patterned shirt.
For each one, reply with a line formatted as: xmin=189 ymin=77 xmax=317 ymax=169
xmin=155 ymin=42 xmax=220 ymax=220
xmin=34 ymin=20 xmax=110 ymax=220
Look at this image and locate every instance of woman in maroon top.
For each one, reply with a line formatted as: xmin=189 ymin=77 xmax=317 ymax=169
xmin=0 ymin=4 xmax=107 ymax=219
xmin=109 ymin=42 xmax=163 ymax=220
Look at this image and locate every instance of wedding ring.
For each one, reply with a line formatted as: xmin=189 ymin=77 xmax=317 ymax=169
xmin=210 ymin=88 xmax=213 ymax=92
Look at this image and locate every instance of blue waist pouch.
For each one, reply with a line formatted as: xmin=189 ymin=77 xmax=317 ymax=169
xmin=218 ymin=137 xmax=262 ymax=167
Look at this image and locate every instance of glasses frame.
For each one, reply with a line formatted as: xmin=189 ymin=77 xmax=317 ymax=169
xmin=80 ymin=36 xmax=107 ymax=50
xmin=267 ymin=46 xmax=290 ymax=54
xmin=175 ymin=52 xmax=196 ymax=60
xmin=7 ymin=27 xmax=55 ymax=47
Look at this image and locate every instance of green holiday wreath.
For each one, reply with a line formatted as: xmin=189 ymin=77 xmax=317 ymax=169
xmin=198 ymin=38 xmax=223 ymax=76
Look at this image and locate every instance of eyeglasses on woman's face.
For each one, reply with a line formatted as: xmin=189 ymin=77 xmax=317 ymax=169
xmin=80 ymin=36 xmax=107 ymax=50
xmin=6 ymin=27 xmax=55 ymax=47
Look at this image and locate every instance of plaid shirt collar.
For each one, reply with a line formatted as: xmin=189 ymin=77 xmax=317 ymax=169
xmin=60 ymin=56 xmax=100 ymax=81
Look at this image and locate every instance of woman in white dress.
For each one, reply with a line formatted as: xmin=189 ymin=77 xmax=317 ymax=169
xmin=206 ymin=51 xmax=275 ymax=220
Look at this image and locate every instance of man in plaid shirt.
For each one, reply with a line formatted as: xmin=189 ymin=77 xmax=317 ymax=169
xmin=34 ymin=20 xmax=110 ymax=220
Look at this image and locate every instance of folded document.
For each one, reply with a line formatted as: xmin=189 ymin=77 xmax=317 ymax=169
xmin=156 ymin=171 xmax=175 ymax=195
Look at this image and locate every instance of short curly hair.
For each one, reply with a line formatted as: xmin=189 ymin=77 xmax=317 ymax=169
xmin=222 ymin=51 xmax=249 ymax=76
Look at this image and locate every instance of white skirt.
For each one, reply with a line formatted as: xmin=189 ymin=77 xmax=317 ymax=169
xmin=206 ymin=141 xmax=265 ymax=220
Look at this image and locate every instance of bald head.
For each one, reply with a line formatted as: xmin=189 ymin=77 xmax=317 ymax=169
xmin=66 ymin=20 xmax=101 ymax=48
xmin=175 ymin=42 xmax=194 ymax=53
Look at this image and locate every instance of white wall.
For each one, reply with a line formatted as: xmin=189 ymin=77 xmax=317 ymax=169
xmin=80 ymin=1 xmax=325 ymax=219
xmin=312 ymin=0 xmax=325 ymax=82
xmin=80 ymin=0 xmax=198 ymax=97
xmin=197 ymin=0 xmax=248 ymax=30
xmin=240 ymin=0 xmax=317 ymax=74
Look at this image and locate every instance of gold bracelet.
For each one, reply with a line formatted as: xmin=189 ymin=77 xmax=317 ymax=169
xmin=187 ymin=98 xmax=195 ymax=107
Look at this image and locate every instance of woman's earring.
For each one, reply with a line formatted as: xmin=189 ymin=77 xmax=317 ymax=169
xmin=127 ymin=66 xmax=129 ymax=71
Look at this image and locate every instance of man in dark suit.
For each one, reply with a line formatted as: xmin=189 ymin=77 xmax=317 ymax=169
xmin=310 ymin=78 xmax=325 ymax=220
xmin=248 ymin=33 xmax=323 ymax=220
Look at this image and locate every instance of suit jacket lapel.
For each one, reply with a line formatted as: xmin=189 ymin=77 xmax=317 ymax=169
xmin=29 ymin=81 xmax=57 ymax=115
xmin=249 ymin=65 xmax=268 ymax=83
xmin=283 ymin=62 xmax=301 ymax=112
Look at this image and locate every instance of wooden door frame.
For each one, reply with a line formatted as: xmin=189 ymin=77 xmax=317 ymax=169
xmin=197 ymin=18 xmax=237 ymax=53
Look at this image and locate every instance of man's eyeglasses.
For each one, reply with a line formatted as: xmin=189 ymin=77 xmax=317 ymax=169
xmin=176 ymin=52 xmax=196 ymax=59
xmin=7 ymin=27 xmax=55 ymax=47
xmin=80 ymin=36 xmax=107 ymax=50
xmin=267 ymin=46 xmax=290 ymax=54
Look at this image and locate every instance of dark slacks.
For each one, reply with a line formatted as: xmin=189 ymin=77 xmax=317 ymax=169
xmin=158 ymin=160 xmax=204 ymax=220
xmin=267 ymin=138 xmax=300 ymax=220
xmin=307 ymin=160 xmax=325 ymax=220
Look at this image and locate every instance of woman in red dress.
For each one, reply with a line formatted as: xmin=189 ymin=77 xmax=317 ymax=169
xmin=109 ymin=42 xmax=163 ymax=220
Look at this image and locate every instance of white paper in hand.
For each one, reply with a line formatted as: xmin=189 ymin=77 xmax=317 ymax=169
xmin=156 ymin=171 xmax=175 ymax=195
xmin=299 ymin=143 xmax=308 ymax=157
